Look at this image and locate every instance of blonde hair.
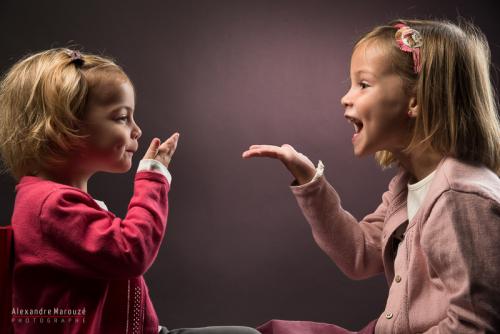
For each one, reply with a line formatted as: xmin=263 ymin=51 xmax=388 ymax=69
xmin=0 ymin=48 xmax=130 ymax=180
xmin=356 ymin=19 xmax=500 ymax=174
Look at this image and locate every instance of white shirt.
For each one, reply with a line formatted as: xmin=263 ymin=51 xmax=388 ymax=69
xmin=393 ymin=169 xmax=437 ymax=259
xmin=407 ymin=169 xmax=436 ymax=222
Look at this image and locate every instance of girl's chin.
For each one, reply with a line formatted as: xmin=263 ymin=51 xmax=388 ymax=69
xmin=353 ymin=149 xmax=370 ymax=157
xmin=352 ymin=133 xmax=366 ymax=156
xmin=104 ymin=160 xmax=132 ymax=173
xmin=353 ymin=144 xmax=377 ymax=157
xmin=352 ymin=140 xmax=366 ymax=156
xmin=118 ymin=162 xmax=133 ymax=172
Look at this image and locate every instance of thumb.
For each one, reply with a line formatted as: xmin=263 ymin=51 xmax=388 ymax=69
xmin=143 ymin=138 xmax=161 ymax=160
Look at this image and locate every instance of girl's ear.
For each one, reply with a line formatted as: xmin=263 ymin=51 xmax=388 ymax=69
xmin=407 ymin=95 xmax=419 ymax=118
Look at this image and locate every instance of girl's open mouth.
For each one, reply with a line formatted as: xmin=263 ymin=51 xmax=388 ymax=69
xmin=346 ymin=116 xmax=364 ymax=141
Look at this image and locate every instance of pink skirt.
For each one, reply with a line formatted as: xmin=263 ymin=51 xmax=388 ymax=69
xmin=257 ymin=319 xmax=377 ymax=334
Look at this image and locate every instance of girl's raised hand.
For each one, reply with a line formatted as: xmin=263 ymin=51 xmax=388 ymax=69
xmin=143 ymin=133 xmax=180 ymax=168
xmin=242 ymin=144 xmax=316 ymax=185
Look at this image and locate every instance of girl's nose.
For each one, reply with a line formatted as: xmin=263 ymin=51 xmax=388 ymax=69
xmin=341 ymin=91 xmax=352 ymax=109
xmin=132 ymin=122 xmax=142 ymax=140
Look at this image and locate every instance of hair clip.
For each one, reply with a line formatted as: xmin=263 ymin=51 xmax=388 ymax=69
xmin=66 ymin=49 xmax=84 ymax=67
xmin=394 ymin=23 xmax=422 ymax=73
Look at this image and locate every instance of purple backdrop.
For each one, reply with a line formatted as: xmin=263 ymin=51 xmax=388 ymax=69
xmin=1 ymin=0 xmax=498 ymax=330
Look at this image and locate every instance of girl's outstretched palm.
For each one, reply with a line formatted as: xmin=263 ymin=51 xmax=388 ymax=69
xmin=242 ymin=144 xmax=316 ymax=185
xmin=143 ymin=133 xmax=180 ymax=168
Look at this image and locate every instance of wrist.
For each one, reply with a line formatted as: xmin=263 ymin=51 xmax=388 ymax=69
xmin=297 ymin=173 xmax=315 ymax=185
xmin=292 ymin=161 xmax=324 ymax=186
xmin=138 ymin=159 xmax=172 ymax=184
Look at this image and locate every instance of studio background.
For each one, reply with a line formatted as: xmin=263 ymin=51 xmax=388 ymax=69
xmin=1 ymin=0 xmax=498 ymax=330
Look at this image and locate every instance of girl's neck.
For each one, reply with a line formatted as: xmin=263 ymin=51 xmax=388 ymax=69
xmin=393 ymin=146 xmax=444 ymax=184
xmin=34 ymin=165 xmax=93 ymax=193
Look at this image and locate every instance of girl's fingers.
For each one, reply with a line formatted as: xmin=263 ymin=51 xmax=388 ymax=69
xmin=164 ymin=132 xmax=180 ymax=146
xmin=243 ymin=144 xmax=300 ymax=159
xmin=170 ymin=132 xmax=180 ymax=142
xmin=242 ymin=146 xmax=284 ymax=160
xmin=242 ymin=142 xmax=315 ymax=183
xmin=143 ymin=138 xmax=161 ymax=159
xmin=249 ymin=144 xmax=265 ymax=150
xmin=248 ymin=144 xmax=281 ymax=150
xmin=248 ymin=144 xmax=283 ymax=151
xmin=248 ymin=144 xmax=295 ymax=153
xmin=242 ymin=149 xmax=272 ymax=159
xmin=241 ymin=150 xmax=256 ymax=158
xmin=158 ymin=132 xmax=180 ymax=154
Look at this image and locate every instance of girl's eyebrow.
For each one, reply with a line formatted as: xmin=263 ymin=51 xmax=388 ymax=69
xmin=353 ymin=69 xmax=377 ymax=78
xmin=110 ymin=106 xmax=134 ymax=115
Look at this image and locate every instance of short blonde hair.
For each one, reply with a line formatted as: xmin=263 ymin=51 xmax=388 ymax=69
xmin=356 ymin=19 xmax=500 ymax=174
xmin=0 ymin=48 xmax=130 ymax=180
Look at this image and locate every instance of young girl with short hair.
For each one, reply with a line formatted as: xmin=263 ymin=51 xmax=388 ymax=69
xmin=0 ymin=48 xmax=259 ymax=334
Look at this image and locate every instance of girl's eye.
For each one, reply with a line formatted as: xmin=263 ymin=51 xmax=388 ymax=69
xmin=116 ymin=116 xmax=128 ymax=123
xmin=359 ymin=81 xmax=370 ymax=89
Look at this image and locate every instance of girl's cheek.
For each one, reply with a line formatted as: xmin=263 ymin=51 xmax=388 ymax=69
xmin=114 ymin=144 xmax=126 ymax=154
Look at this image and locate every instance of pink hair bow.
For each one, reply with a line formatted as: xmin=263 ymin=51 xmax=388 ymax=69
xmin=394 ymin=23 xmax=423 ymax=73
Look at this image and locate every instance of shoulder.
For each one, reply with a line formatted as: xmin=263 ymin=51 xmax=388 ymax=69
xmin=439 ymin=157 xmax=500 ymax=203
xmin=37 ymin=186 xmax=113 ymax=228
xmin=421 ymin=161 xmax=500 ymax=232
xmin=12 ymin=177 xmax=107 ymax=230
xmin=413 ymin=157 xmax=499 ymax=226
xmin=41 ymin=187 xmax=99 ymax=209
xmin=15 ymin=176 xmax=102 ymax=215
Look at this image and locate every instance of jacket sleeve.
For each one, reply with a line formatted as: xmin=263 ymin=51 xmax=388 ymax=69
xmin=420 ymin=190 xmax=500 ymax=333
xmin=38 ymin=171 xmax=170 ymax=279
xmin=290 ymin=174 xmax=396 ymax=280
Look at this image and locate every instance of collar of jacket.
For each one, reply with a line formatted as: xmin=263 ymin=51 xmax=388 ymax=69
xmin=380 ymin=155 xmax=449 ymax=283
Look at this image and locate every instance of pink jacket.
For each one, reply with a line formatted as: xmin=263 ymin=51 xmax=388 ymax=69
xmin=260 ymin=156 xmax=500 ymax=333
xmin=11 ymin=171 xmax=169 ymax=334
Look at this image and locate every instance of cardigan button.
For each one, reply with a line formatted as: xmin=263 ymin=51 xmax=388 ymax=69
xmin=395 ymin=275 xmax=402 ymax=283
xmin=385 ymin=312 xmax=393 ymax=319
